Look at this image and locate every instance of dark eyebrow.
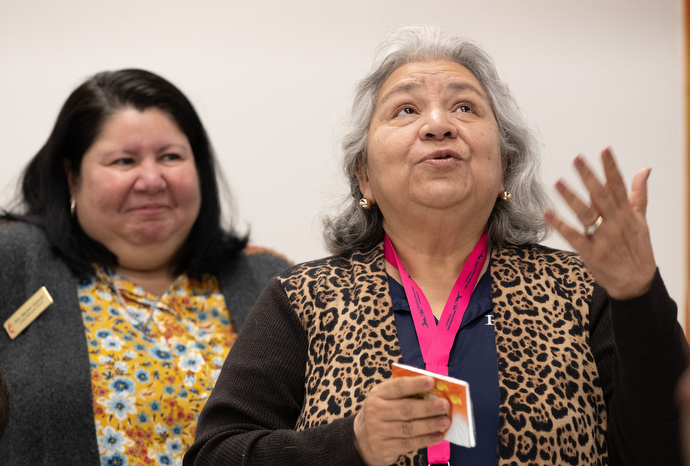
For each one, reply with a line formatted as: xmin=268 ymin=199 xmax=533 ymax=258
xmin=101 ymin=143 xmax=190 ymax=158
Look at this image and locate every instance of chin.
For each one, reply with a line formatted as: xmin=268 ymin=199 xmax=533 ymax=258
xmin=126 ymin=224 xmax=178 ymax=246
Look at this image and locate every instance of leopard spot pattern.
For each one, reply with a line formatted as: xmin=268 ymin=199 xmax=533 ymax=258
xmin=492 ymin=244 xmax=608 ymax=466
xmin=277 ymin=243 xmax=608 ymax=465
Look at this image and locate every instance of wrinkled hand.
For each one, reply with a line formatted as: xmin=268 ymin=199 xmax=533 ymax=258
xmin=353 ymin=375 xmax=450 ymax=466
xmin=544 ymin=148 xmax=656 ymax=300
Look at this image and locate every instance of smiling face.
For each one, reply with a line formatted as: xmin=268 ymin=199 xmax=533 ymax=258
xmin=68 ymin=107 xmax=201 ymax=273
xmin=358 ymin=60 xmax=504 ymax=229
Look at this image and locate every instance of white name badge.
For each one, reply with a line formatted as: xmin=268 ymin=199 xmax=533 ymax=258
xmin=4 ymin=287 xmax=53 ymax=340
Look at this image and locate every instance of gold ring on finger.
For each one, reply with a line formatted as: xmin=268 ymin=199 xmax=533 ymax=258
xmin=585 ymin=215 xmax=603 ymax=236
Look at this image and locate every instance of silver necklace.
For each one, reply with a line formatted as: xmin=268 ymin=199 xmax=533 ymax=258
xmin=98 ymin=268 xmax=168 ymax=338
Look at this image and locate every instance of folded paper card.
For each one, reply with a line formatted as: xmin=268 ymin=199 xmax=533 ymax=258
xmin=391 ymin=362 xmax=476 ymax=448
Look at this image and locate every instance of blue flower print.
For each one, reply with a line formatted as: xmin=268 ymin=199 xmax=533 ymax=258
xmin=98 ymin=426 xmax=133 ymax=455
xmin=183 ymin=374 xmax=196 ymax=387
xmin=114 ymin=362 xmax=128 ymax=373
xmin=157 ymin=454 xmax=173 ymax=465
xmin=219 ymin=317 xmax=230 ymax=326
xmin=179 ymin=352 xmax=205 ymax=373
xmin=108 ymin=307 xmax=121 ymax=317
xmin=165 ymin=437 xmax=184 ymax=455
xmin=172 ymin=342 xmax=189 ymax=357
xmin=108 ymin=376 xmax=135 ymax=395
xmin=134 ymin=343 xmax=146 ymax=352
xmin=163 ymin=385 xmax=175 ymax=395
xmin=211 ymin=344 xmax=223 ymax=354
xmin=99 ymin=355 xmax=114 ymax=365
xmin=95 ymin=329 xmax=114 ymax=339
xmin=102 ymin=452 xmax=128 ymax=466
xmin=154 ymin=423 xmax=168 ymax=436
xmin=135 ymin=369 xmax=151 ymax=383
xmin=137 ymin=411 xmax=149 ymax=424
xmin=148 ymin=346 xmax=172 ymax=362
xmin=170 ymin=424 xmax=183 ymax=436
xmin=79 ymin=294 xmax=95 ymax=306
xmin=178 ymin=388 xmax=188 ymax=399
xmin=102 ymin=336 xmax=124 ymax=351
xmin=196 ymin=311 xmax=208 ymax=322
xmin=84 ymin=315 xmax=95 ymax=322
xmin=149 ymin=400 xmax=161 ymax=412
xmin=210 ymin=308 xmax=220 ymax=318
xmin=102 ymin=393 xmax=137 ymax=421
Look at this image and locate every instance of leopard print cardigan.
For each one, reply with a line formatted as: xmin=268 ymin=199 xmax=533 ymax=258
xmin=277 ymin=242 xmax=609 ymax=466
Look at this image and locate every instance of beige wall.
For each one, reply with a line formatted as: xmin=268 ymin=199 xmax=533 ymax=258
xmin=0 ymin=0 xmax=685 ymax=322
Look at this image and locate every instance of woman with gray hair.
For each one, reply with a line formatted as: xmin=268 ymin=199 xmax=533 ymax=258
xmin=185 ymin=25 xmax=686 ymax=466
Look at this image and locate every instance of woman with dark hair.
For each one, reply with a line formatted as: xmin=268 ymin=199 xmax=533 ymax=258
xmin=0 ymin=69 xmax=289 ymax=466
xmin=185 ymin=26 xmax=687 ymax=466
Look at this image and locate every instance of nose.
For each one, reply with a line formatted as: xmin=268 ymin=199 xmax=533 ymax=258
xmin=419 ymin=108 xmax=457 ymax=141
xmin=132 ymin=159 xmax=167 ymax=194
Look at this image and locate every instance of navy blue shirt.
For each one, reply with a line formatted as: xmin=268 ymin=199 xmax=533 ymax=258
xmin=389 ymin=267 xmax=499 ymax=465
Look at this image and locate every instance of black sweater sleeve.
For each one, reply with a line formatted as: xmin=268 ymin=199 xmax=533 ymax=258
xmin=589 ymin=270 xmax=688 ymax=466
xmin=183 ymin=278 xmax=365 ymax=466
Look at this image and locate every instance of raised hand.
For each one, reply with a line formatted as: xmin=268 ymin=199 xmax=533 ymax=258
xmin=353 ymin=375 xmax=450 ymax=466
xmin=544 ymin=147 xmax=656 ymax=300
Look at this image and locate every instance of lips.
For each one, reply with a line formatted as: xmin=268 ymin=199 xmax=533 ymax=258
xmin=127 ymin=204 xmax=171 ymax=214
xmin=420 ymin=150 xmax=462 ymax=163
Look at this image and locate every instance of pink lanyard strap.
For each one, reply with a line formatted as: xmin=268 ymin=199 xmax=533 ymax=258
xmin=384 ymin=231 xmax=488 ymax=464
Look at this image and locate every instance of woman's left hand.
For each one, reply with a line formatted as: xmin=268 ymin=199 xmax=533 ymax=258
xmin=544 ymin=147 xmax=657 ymax=300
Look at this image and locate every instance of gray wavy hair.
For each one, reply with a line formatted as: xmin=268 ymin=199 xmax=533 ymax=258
xmin=323 ymin=25 xmax=553 ymax=254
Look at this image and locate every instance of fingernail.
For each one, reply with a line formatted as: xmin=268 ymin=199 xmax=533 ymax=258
xmin=645 ymin=168 xmax=652 ymax=181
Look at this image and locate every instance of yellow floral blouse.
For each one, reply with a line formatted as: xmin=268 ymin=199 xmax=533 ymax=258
xmin=78 ymin=266 xmax=236 ymax=466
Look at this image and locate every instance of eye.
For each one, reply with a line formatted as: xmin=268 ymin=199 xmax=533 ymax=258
xmin=456 ymin=104 xmax=473 ymax=114
xmin=161 ymin=153 xmax=182 ymax=162
xmin=112 ymin=157 xmax=135 ymax=166
xmin=396 ymin=106 xmax=416 ymax=117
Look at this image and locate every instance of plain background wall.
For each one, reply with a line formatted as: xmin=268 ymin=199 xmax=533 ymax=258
xmin=0 ymin=0 xmax=686 ymax=323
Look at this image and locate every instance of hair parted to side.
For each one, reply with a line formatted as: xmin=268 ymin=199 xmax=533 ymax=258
xmin=2 ymin=69 xmax=247 ymax=278
xmin=323 ymin=25 xmax=553 ymax=255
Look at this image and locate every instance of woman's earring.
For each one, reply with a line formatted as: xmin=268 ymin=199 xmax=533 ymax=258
xmin=70 ymin=198 xmax=76 ymax=218
xmin=500 ymin=190 xmax=512 ymax=201
xmin=359 ymin=198 xmax=370 ymax=209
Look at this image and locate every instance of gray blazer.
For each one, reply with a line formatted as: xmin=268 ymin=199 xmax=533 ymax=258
xmin=0 ymin=222 xmax=289 ymax=465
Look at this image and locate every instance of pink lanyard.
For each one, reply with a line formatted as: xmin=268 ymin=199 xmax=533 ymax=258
xmin=384 ymin=230 xmax=488 ymax=464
